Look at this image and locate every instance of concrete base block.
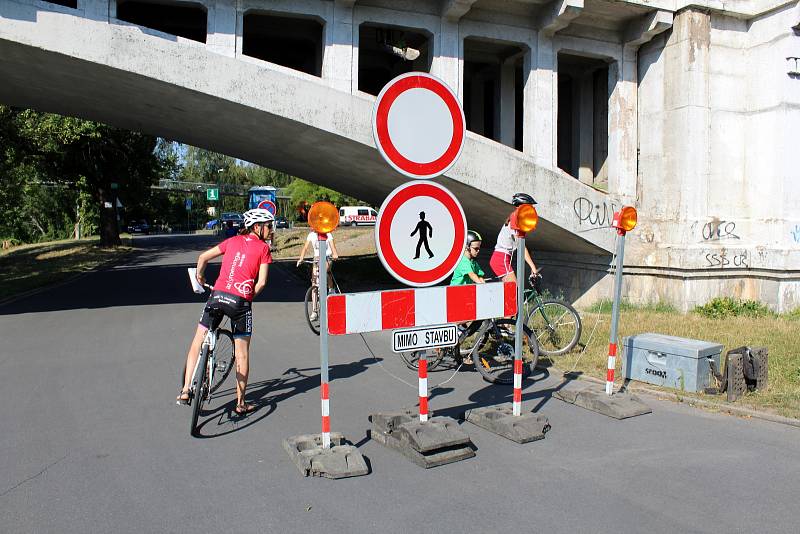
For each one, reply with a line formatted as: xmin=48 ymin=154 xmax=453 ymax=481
xmin=369 ymin=410 xmax=475 ymax=468
xmin=283 ymin=432 xmax=369 ymax=479
xmin=464 ymin=405 xmax=551 ymax=443
xmin=554 ymin=384 xmax=652 ymax=419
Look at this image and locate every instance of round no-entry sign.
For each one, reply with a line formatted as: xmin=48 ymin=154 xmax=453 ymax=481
xmin=257 ymin=199 xmax=277 ymax=215
xmin=375 ymin=181 xmax=467 ymax=287
xmin=372 ymin=72 xmax=466 ymax=179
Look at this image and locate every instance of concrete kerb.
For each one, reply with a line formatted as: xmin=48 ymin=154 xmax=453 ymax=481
xmin=553 ymin=368 xmax=800 ymax=429
xmin=464 ymin=405 xmax=551 ymax=443
xmin=283 ymin=432 xmax=369 ymax=479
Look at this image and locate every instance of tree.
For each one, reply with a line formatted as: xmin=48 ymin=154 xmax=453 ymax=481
xmin=1 ymin=107 xmax=169 ymax=246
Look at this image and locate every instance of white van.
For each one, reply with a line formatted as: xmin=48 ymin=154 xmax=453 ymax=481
xmin=339 ymin=206 xmax=378 ymax=226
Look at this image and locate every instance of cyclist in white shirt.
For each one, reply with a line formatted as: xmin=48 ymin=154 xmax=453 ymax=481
xmin=296 ymin=230 xmax=339 ymax=319
xmin=489 ymin=193 xmax=538 ymax=283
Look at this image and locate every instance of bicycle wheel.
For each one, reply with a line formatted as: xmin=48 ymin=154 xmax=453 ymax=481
xmin=190 ymin=345 xmax=209 ymax=437
xmin=304 ymin=286 xmax=320 ymax=335
xmin=209 ymin=329 xmax=235 ymax=394
xmin=526 ymin=300 xmax=582 ymax=356
xmin=473 ymin=319 xmax=538 ymax=384
xmin=399 ymin=349 xmax=445 ymax=371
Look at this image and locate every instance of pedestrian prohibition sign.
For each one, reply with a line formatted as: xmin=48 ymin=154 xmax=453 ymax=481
xmin=372 ymin=72 xmax=466 ymax=179
xmin=375 ymin=181 xmax=467 ymax=287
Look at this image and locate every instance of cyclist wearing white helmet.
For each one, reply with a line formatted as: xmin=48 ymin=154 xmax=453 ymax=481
xmin=489 ymin=193 xmax=538 ymax=283
xmin=177 ymin=208 xmax=274 ymax=415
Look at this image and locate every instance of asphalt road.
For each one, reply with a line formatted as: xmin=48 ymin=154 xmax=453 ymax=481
xmin=1 ymin=234 xmax=798 ymax=533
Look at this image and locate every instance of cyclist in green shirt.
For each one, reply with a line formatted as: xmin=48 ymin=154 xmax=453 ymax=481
xmin=450 ymin=230 xmax=486 ymax=285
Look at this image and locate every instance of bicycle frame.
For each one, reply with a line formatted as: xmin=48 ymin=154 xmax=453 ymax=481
xmin=190 ymin=324 xmax=218 ymax=399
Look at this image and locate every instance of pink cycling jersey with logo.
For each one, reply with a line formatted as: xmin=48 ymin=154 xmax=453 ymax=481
xmin=213 ymin=235 xmax=272 ymax=301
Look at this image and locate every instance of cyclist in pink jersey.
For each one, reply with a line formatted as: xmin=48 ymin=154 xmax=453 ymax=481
xmin=489 ymin=193 xmax=538 ymax=283
xmin=177 ymin=208 xmax=274 ymax=415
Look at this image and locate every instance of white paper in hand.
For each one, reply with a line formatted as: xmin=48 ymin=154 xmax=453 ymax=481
xmin=188 ymin=267 xmax=205 ymax=294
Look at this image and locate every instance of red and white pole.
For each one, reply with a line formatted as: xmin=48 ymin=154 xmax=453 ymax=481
xmin=418 ymin=354 xmax=428 ymax=422
xmin=606 ymin=227 xmax=627 ymax=396
xmin=318 ymin=233 xmax=331 ymax=447
xmin=512 ymin=231 xmax=525 ymax=416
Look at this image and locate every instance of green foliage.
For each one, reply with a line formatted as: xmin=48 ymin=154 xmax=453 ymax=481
xmin=693 ymin=297 xmax=772 ymax=319
xmin=283 ymin=178 xmax=363 ymax=210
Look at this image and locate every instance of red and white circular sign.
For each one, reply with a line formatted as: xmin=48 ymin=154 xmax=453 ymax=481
xmin=375 ymin=181 xmax=467 ymax=287
xmin=257 ymin=199 xmax=277 ymax=215
xmin=372 ymin=72 xmax=466 ymax=179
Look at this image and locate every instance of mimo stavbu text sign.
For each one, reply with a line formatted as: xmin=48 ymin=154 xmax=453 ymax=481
xmin=392 ymin=324 xmax=458 ymax=353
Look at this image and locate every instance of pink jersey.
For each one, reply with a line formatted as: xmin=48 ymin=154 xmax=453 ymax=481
xmin=213 ymin=235 xmax=272 ymax=301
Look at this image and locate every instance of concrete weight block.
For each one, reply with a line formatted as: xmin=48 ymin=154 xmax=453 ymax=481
xmin=554 ymin=383 xmax=652 ymax=419
xmin=465 ymin=405 xmax=551 ymax=443
xmin=283 ymin=433 xmax=369 ymax=479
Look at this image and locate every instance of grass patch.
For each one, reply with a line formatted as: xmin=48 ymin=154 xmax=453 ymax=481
xmin=0 ymin=238 xmax=132 ymax=300
xmin=585 ymin=299 xmax=678 ymax=314
xmin=545 ymin=309 xmax=800 ymax=419
xmin=693 ymin=297 xmax=772 ymax=319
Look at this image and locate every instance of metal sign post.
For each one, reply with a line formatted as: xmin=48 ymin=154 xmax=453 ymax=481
xmin=318 ymin=234 xmax=331 ymax=448
xmin=606 ymin=230 xmax=627 ymax=395
xmin=513 ymin=233 xmax=525 ymax=416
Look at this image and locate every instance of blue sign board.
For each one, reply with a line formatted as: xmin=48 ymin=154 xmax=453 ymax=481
xmin=185 ymin=198 xmax=192 ymax=211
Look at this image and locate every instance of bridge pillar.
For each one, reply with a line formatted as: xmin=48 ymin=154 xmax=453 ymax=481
xmin=208 ymin=0 xmax=236 ymax=57
xmin=532 ymin=33 xmax=556 ymax=168
xmin=433 ymin=20 xmax=461 ymax=102
xmin=84 ymin=0 xmax=109 ymax=21
xmin=324 ymin=0 xmax=356 ymax=93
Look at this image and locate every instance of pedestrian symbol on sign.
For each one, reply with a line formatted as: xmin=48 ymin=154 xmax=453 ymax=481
xmin=411 ymin=212 xmax=434 ymax=259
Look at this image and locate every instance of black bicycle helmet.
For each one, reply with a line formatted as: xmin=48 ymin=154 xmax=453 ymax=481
xmin=466 ymin=229 xmax=482 ymax=245
xmin=512 ymin=192 xmax=537 ymax=206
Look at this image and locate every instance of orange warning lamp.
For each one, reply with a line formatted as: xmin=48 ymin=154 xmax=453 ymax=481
xmin=308 ymin=201 xmax=339 ymax=234
xmin=611 ymin=206 xmax=637 ymax=234
xmin=509 ymin=204 xmax=539 ymax=234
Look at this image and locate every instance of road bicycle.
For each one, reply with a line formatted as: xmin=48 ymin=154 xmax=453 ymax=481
xmin=299 ymin=259 xmax=341 ymax=335
xmin=523 ymin=274 xmax=582 ymax=356
xmin=400 ymin=279 xmax=539 ymax=384
xmin=183 ymin=283 xmax=236 ymax=437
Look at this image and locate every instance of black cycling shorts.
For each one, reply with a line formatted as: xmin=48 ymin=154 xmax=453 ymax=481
xmin=199 ymin=291 xmax=252 ymax=337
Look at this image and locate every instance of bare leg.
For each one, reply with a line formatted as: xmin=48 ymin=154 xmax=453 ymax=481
xmin=502 ymin=271 xmax=517 ymax=284
xmin=179 ymin=325 xmax=208 ymax=400
xmin=234 ymin=336 xmax=252 ymax=410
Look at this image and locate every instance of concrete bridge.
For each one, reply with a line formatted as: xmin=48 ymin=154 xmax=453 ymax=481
xmin=1 ymin=0 xmax=798 ymax=310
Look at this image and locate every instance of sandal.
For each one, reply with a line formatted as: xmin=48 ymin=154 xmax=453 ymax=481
xmin=234 ymin=403 xmax=257 ymax=415
xmin=176 ymin=390 xmax=190 ymax=405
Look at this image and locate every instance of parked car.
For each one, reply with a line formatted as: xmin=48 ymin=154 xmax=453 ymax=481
xmin=275 ymin=216 xmax=290 ymax=229
xmin=339 ymin=206 xmax=377 ymax=226
xmin=127 ymin=219 xmax=150 ymax=234
xmin=206 ymin=213 xmax=244 ymax=231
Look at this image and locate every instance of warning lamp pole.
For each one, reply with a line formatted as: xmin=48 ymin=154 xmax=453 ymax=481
xmin=308 ymin=201 xmax=340 ymax=448
xmin=606 ymin=206 xmax=638 ymax=396
xmin=509 ymin=203 xmax=539 ymax=416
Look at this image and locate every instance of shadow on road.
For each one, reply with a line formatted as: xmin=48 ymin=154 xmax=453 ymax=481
xmin=192 ymin=357 xmax=380 ymax=439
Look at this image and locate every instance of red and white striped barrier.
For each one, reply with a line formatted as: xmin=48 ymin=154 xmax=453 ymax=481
xmin=327 ymin=281 xmax=517 ymax=335
xmin=605 ymin=342 xmax=617 ymax=395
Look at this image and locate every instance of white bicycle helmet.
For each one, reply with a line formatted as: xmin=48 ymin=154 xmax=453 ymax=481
xmin=243 ymin=208 xmax=274 ymax=228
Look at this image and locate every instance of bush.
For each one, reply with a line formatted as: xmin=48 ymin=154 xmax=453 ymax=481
xmin=693 ymin=297 xmax=772 ymax=319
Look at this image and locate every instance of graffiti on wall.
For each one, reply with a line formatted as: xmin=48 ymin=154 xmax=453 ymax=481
xmin=700 ymin=220 xmax=740 ymax=241
xmin=573 ymin=197 xmax=618 ymax=228
xmin=704 ymin=250 xmax=750 ymax=269
xmin=791 ymin=225 xmax=800 ymax=243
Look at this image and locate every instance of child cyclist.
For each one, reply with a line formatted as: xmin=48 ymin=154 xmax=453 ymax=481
xmin=449 ymin=230 xmax=485 ymax=364
xmin=177 ymin=208 xmax=274 ymax=415
xmin=490 ymin=192 xmax=539 ymax=283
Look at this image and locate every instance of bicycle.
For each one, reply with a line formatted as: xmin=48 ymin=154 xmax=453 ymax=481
xmin=400 ymin=281 xmax=539 ymax=384
xmin=183 ymin=283 xmax=236 ymax=437
xmin=523 ymin=274 xmax=582 ymax=356
xmin=299 ymin=259 xmax=341 ymax=335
